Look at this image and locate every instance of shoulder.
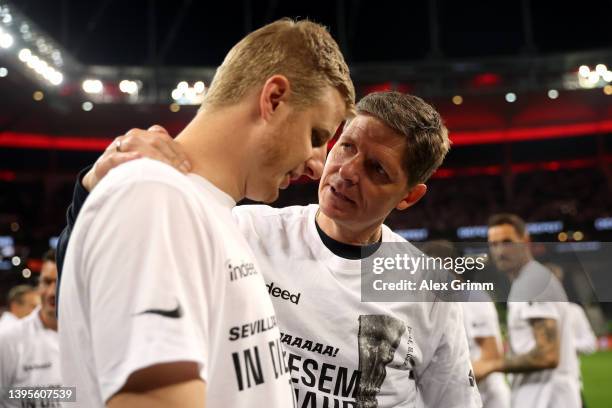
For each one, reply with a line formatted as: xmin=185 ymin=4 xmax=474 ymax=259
xmin=511 ymin=261 xmax=567 ymax=302
xmin=83 ymin=159 xmax=204 ymax=220
xmin=93 ymin=158 xmax=195 ymax=199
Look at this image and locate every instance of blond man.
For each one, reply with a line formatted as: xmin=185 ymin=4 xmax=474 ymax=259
xmin=59 ymin=19 xmax=353 ymax=408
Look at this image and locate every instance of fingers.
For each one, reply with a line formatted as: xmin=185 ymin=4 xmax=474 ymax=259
xmin=116 ymin=128 xmax=191 ymax=173
xmin=85 ymin=151 xmax=141 ymax=191
xmin=147 ymin=124 xmax=170 ymax=135
xmin=149 ymin=134 xmax=191 ymax=173
xmin=95 ymin=151 xmax=141 ymax=182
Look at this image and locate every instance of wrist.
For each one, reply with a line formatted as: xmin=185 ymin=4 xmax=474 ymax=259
xmin=493 ymin=358 xmax=505 ymax=373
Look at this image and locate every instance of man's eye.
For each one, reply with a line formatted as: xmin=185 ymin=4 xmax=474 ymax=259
xmin=374 ymin=163 xmax=387 ymax=176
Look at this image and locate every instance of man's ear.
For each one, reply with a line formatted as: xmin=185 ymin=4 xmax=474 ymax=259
xmin=395 ymin=183 xmax=427 ymax=211
xmin=259 ymin=75 xmax=291 ymax=121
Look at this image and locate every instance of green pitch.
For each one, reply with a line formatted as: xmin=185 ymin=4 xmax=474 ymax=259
xmin=581 ymin=351 xmax=612 ymax=407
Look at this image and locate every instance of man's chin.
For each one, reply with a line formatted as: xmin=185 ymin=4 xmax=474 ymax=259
xmin=319 ymin=199 xmax=353 ymax=220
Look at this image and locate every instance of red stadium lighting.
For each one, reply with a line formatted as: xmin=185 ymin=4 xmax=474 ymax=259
xmin=471 ymin=72 xmax=502 ymax=87
xmin=364 ymin=82 xmax=393 ymax=94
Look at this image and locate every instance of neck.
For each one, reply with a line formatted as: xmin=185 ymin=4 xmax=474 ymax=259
xmin=175 ymin=104 xmax=255 ymax=202
xmin=39 ymin=310 xmax=57 ymax=331
xmin=316 ymin=210 xmax=382 ymax=245
xmin=508 ymin=256 xmax=533 ymax=281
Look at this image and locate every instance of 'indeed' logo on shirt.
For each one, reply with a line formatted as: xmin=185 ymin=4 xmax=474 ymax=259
xmin=266 ymin=282 xmax=301 ymax=305
xmin=227 ymin=260 xmax=259 ymax=282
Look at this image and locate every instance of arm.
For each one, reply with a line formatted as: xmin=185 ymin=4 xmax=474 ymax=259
xmin=476 ymin=318 xmax=559 ymax=377
xmin=472 ymin=336 xmax=502 ymax=381
xmin=501 ymin=318 xmax=560 ymax=372
xmin=107 ymin=362 xmax=205 ymax=408
xmin=81 ymin=178 xmax=210 ymax=405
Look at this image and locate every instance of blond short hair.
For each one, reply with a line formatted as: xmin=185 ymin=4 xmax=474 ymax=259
xmin=356 ymin=92 xmax=451 ymax=187
xmin=203 ymin=18 xmax=355 ymax=115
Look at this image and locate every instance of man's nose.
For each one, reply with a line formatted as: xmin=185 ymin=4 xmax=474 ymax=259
xmin=338 ymin=155 xmax=360 ymax=184
xmin=302 ymin=146 xmax=327 ymax=180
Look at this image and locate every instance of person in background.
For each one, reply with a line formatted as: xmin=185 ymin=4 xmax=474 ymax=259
xmin=0 ymin=285 xmax=40 ymax=329
xmin=0 ymin=250 xmax=60 ymax=408
xmin=479 ymin=213 xmax=581 ymax=408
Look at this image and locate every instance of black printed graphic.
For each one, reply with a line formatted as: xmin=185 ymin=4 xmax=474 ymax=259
xmin=468 ymin=369 xmax=475 ymax=387
xmin=137 ymin=302 xmax=182 ymax=319
xmin=356 ymin=315 xmax=407 ymax=408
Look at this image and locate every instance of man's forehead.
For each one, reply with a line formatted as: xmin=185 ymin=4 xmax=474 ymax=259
xmin=344 ymin=114 xmax=405 ymax=146
xmin=41 ymin=261 xmax=58 ymax=277
xmin=316 ymin=87 xmax=349 ymax=128
xmin=488 ymin=224 xmax=522 ymax=240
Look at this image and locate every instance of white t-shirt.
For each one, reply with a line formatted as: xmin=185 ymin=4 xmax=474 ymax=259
xmin=0 ymin=309 xmax=61 ymax=408
xmin=461 ymin=301 xmax=510 ymax=408
xmin=233 ymin=204 xmax=482 ymax=408
xmin=0 ymin=312 xmax=18 ymax=331
xmin=506 ymin=261 xmax=580 ymax=408
xmin=59 ymin=159 xmax=294 ymax=407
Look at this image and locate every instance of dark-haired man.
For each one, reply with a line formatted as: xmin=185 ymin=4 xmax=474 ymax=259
xmin=479 ymin=214 xmax=580 ymax=408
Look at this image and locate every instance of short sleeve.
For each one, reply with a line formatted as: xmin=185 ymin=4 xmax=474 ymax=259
xmin=468 ymin=302 xmax=500 ymax=339
xmin=519 ymin=301 xmax=559 ymax=321
xmin=417 ymin=303 xmax=483 ymax=407
xmin=82 ymin=180 xmax=213 ymax=402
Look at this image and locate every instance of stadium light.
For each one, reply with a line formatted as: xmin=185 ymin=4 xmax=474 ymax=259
xmin=595 ymin=64 xmax=607 ymax=75
xmin=11 ymin=256 xmax=20 ymax=266
xmin=82 ymin=79 xmax=103 ymax=94
xmin=0 ymin=31 xmax=13 ymax=48
xmin=119 ymin=79 xmax=138 ymax=95
xmin=586 ymin=71 xmax=600 ymax=86
xmin=194 ymin=81 xmax=205 ymax=93
xmin=578 ymin=65 xmax=590 ymax=77
xmin=17 ymin=47 xmax=64 ymax=86
xmin=505 ymin=92 xmax=517 ymax=103
xmin=452 ymin=95 xmax=463 ymax=105
xmin=171 ymin=81 xmax=206 ymax=105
